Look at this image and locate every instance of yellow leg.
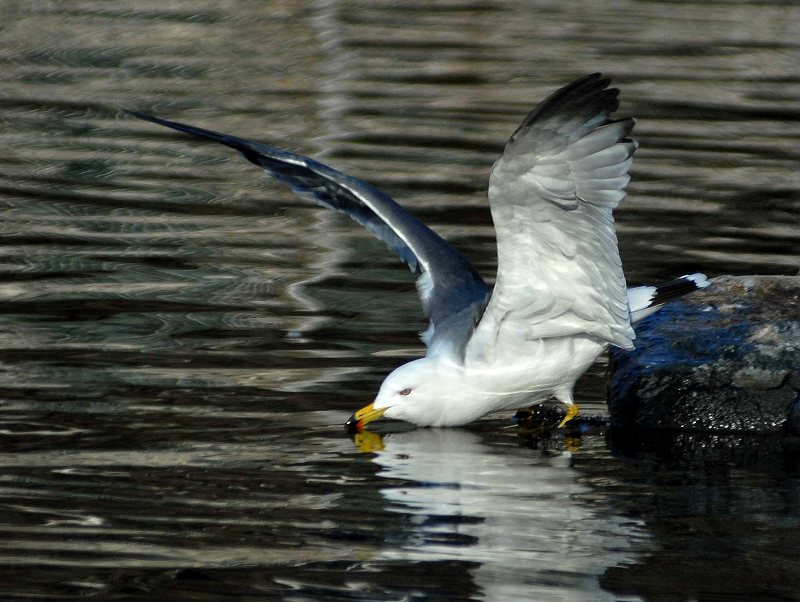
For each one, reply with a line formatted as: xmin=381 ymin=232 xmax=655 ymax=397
xmin=558 ymin=403 xmax=579 ymax=428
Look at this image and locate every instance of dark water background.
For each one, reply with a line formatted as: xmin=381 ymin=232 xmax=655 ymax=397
xmin=1 ymin=0 xmax=799 ymax=600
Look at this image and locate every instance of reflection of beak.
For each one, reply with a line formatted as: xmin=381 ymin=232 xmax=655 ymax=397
xmin=353 ymin=429 xmax=384 ymax=452
xmin=344 ymin=402 xmax=388 ymax=432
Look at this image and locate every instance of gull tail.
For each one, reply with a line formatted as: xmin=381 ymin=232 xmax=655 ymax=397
xmin=628 ymin=273 xmax=710 ymax=323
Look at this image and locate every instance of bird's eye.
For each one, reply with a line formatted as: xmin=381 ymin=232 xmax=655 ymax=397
xmin=399 ymin=388 xmax=412 ymax=396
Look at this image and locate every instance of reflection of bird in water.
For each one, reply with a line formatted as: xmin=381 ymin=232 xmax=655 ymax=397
xmin=130 ymin=74 xmax=708 ymax=429
xmin=362 ymin=428 xmax=646 ymax=600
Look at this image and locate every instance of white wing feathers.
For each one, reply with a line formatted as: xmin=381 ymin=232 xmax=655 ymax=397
xmin=523 ymin=119 xmax=635 ymax=210
xmin=467 ymin=74 xmax=637 ymax=361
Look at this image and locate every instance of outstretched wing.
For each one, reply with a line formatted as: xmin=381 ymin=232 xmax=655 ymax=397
xmin=128 ymin=111 xmax=490 ymax=357
xmin=467 ymin=73 xmax=637 ymax=362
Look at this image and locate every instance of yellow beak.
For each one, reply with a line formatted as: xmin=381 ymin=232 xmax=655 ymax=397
xmin=345 ymin=402 xmax=388 ymax=432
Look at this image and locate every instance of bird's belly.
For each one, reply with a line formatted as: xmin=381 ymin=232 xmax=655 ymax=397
xmin=461 ymin=336 xmax=607 ymax=408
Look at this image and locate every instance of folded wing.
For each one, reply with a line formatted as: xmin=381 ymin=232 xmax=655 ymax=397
xmin=128 ymin=111 xmax=490 ymax=357
xmin=468 ymin=73 xmax=637 ymax=362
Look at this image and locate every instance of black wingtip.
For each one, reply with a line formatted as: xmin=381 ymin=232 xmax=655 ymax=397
xmin=649 ymin=273 xmax=711 ymax=307
xmin=124 ymin=108 xmax=152 ymax=121
xmin=124 ymin=109 xmax=179 ymax=129
xmin=125 ymin=109 xmax=219 ymax=139
xmin=510 ymin=73 xmax=620 ymax=144
xmin=125 ymin=109 xmax=267 ymax=167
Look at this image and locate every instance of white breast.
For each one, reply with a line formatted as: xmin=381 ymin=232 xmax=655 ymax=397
xmin=436 ymin=336 xmax=608 ymax=425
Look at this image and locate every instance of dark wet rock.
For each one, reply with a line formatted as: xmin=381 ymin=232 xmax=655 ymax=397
xmin=608 ymin=427 xmax=800 ymax=471
xmin=609 ymin=275 xmax=800 ymax=433
xmin=512 ymin=402 xmax=566 ymax=434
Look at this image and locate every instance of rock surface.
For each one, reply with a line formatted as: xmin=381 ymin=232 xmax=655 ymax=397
xmin=609 ymin=275 xmax=800 ymax=433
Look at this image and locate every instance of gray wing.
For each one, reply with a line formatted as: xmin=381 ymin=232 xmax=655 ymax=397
xmin=127 ymin=111 xmax=490 ymax=357
xmin=467 ymin=73 xmax=637 ymax=362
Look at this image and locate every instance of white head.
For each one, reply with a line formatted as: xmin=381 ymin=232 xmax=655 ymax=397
xmin=348 ymin=357 xmax=461 ymax=428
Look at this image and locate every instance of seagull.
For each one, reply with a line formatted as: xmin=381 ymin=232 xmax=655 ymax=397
xmin=128 ymin=73 xmax=708 ymax=430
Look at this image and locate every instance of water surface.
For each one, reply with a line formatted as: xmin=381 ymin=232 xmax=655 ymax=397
xmin=1 ymin=0 xmax=799 ymax=599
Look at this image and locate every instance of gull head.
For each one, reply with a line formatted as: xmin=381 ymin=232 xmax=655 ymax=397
xmin=347 ymin=358 xmax=462 ymax=429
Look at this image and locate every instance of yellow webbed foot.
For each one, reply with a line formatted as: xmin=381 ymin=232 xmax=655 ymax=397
xmin=557 ymin=403 xmax=579 ymax=428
